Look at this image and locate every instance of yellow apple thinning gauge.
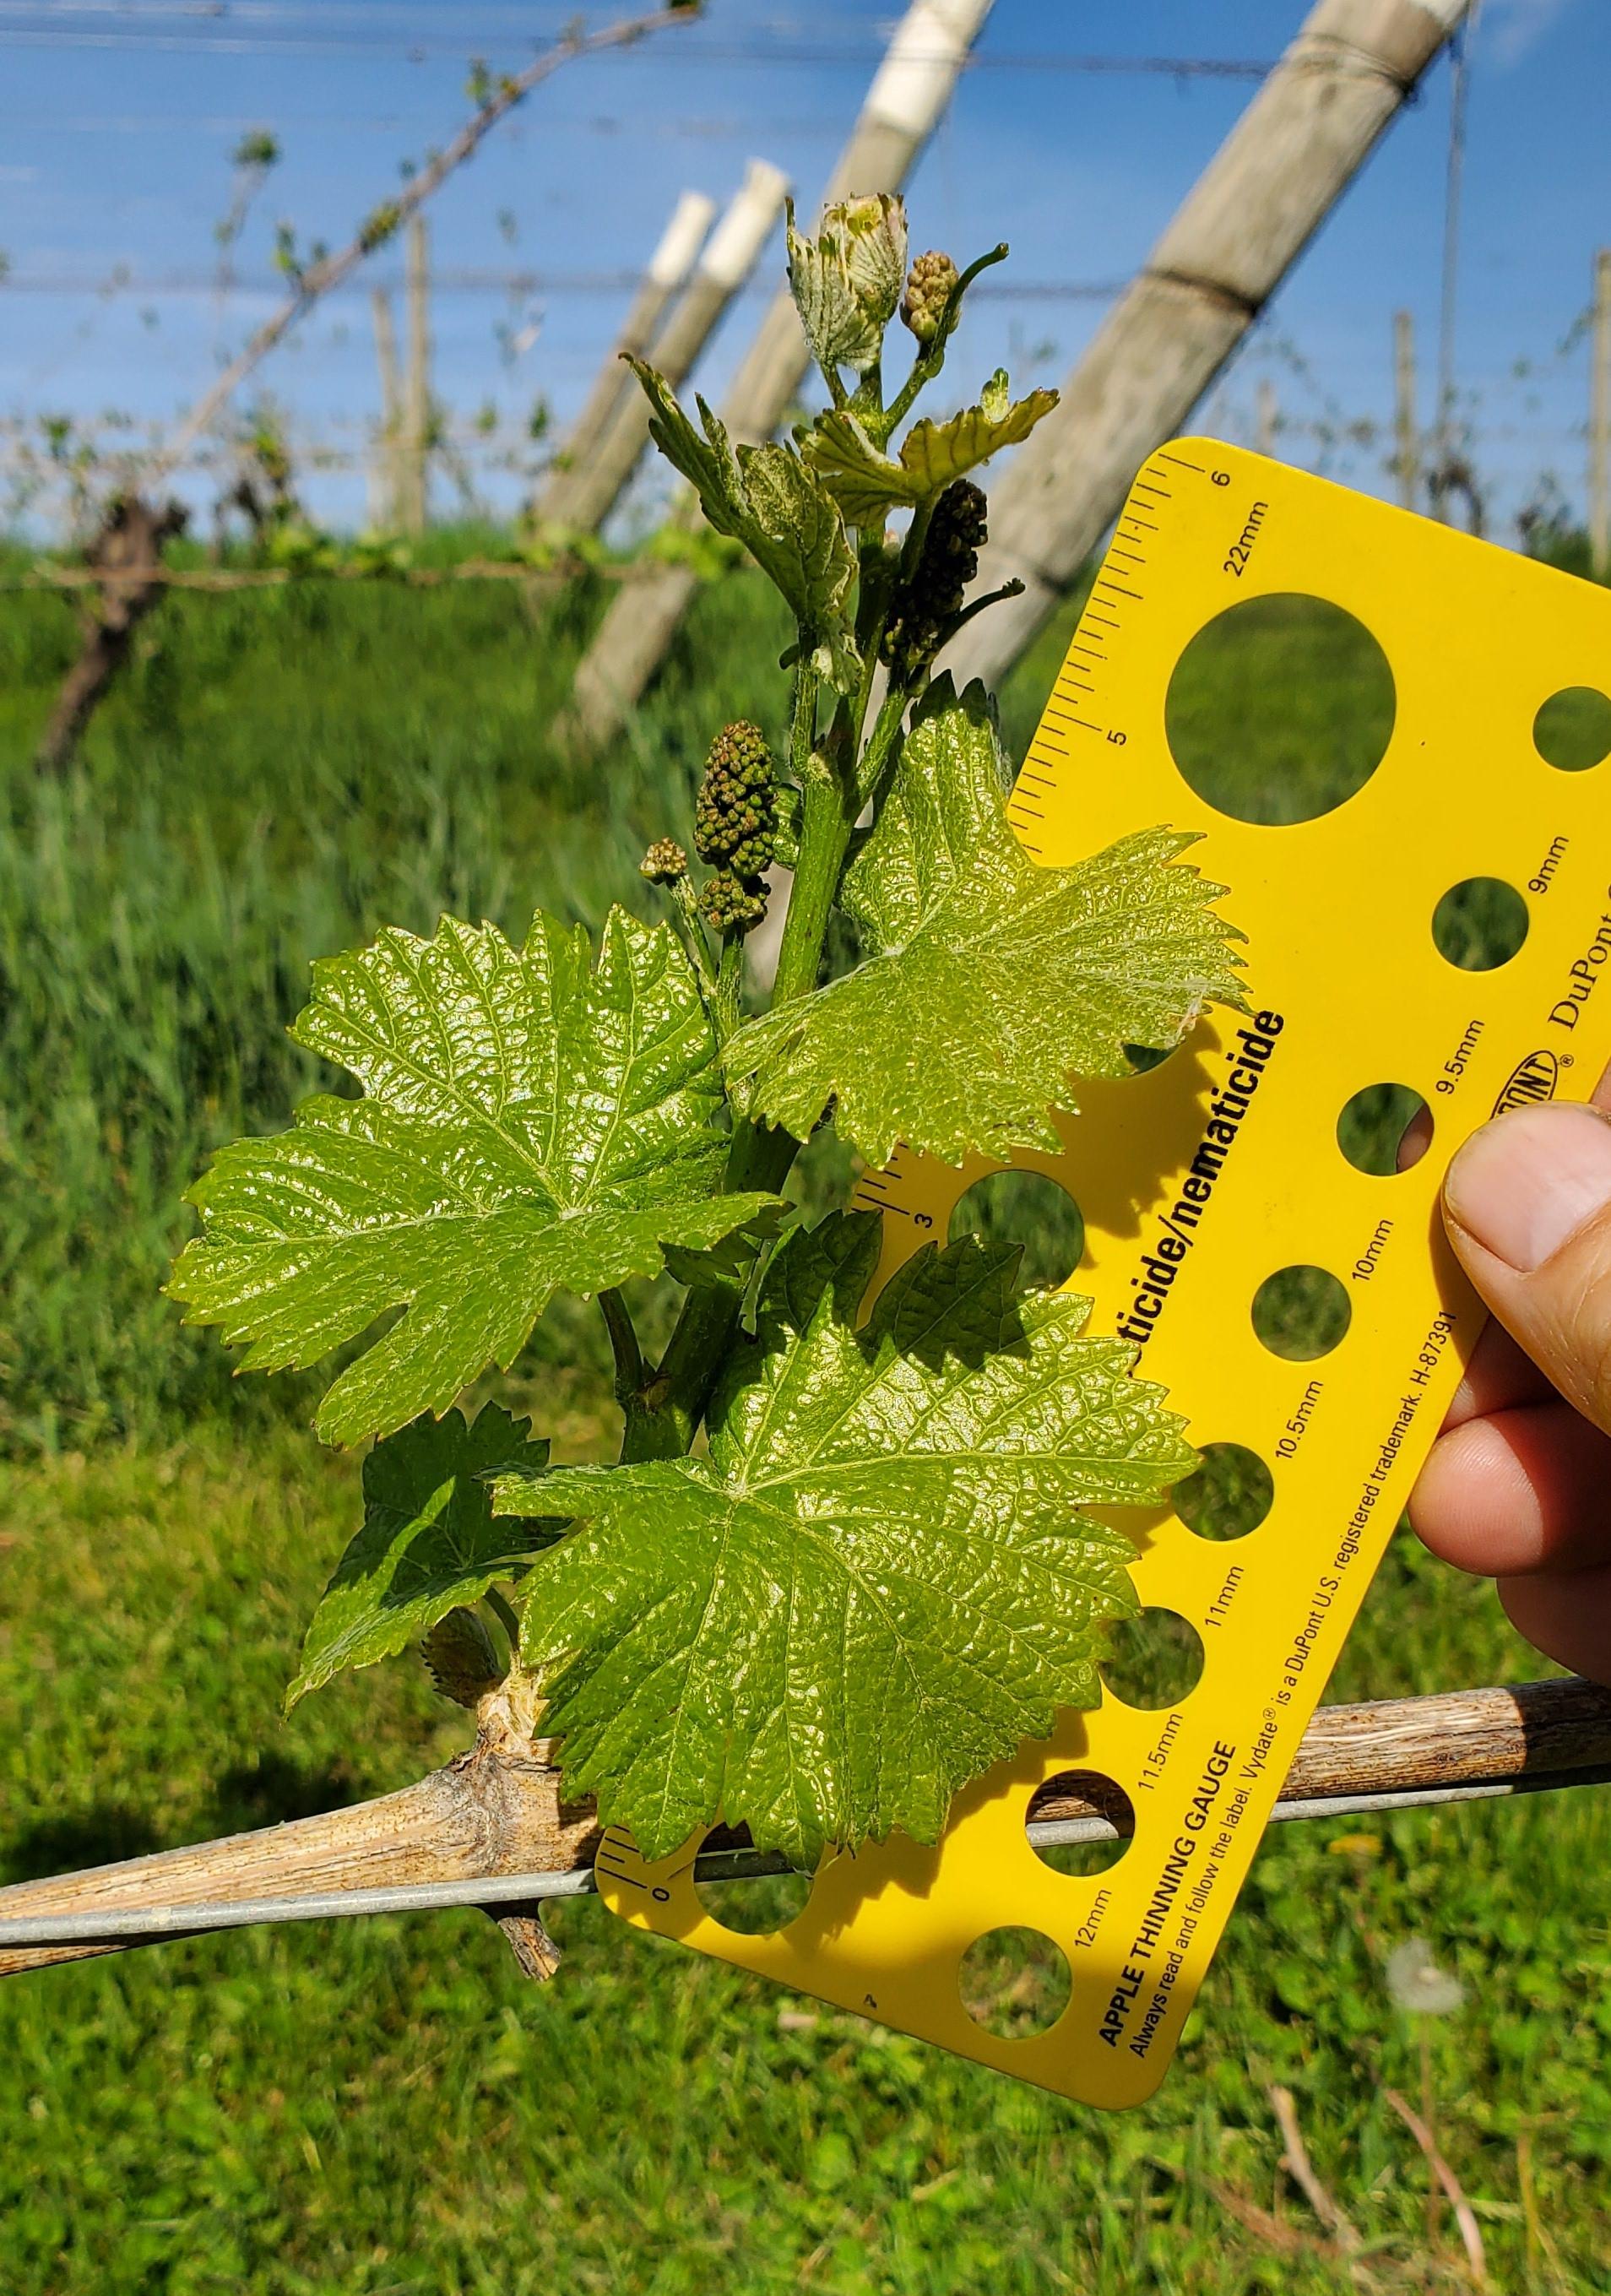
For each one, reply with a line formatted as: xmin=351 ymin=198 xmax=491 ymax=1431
xmin=594 ymin=439 xmax=1611 ymax=2110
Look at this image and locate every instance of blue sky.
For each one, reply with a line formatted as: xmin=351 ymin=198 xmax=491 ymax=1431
xmin=0 ymin=0 xmax=1603 ymax=534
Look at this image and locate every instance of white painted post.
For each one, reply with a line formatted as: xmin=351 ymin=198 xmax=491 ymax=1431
xmin=570 ymin=0 xmax=995 ymax=743
xmin=536 ymin=188 xmax=716 ymax=529
xmin=943 ymin=0 xmax=1474 ymax=693
xmin=553 ymin=161 xmax=789 ymax=541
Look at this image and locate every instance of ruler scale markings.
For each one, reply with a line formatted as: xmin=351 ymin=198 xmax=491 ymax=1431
xmin=595 ymin=437 xmax=1611 ymax=2117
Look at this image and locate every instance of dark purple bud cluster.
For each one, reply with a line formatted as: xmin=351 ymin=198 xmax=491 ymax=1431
xmin=880 ymin=479 xmax=987 ymax=684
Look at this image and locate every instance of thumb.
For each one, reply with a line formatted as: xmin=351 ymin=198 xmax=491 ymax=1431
xmin=1440 ymin=1098 xmax=1611 ymax=1436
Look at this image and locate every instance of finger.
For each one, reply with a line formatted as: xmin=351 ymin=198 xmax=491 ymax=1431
xmin=1440 ymin=1316 xmax=1555 ymax=1430
xmin=1499 ymin=1563 xmax=1611 ymax=1688
xmin=1408 ymin=1401 xmax=1611 ymax=1576
xmin=1439 ymin=1101 xmax=1611 ymax=1437
xmin=1436 ymin=1056 xmax=1611 ymax=1427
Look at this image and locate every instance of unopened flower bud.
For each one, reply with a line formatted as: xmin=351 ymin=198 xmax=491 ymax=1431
xmin=902 ymin=250 xmax=959 ymax=344
xmin=640 ymin=838 xmax=688 ymax=885
xmin=693 ymin=721 xmax=777 ymax=872
xmin=699 ymin=868 xmax=770 ymax=936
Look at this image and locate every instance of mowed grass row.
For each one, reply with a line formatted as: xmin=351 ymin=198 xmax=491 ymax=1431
xmin=2 ymin=1434 xmax=1607 ymax=2294
xmin=2 ymin=540 xmax=1608 ymax=2289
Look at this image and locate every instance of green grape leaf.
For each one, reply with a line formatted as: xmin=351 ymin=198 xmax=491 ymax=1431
xmin=170 ymin=908 xmax=779 ymax=1445
xmin=801 ymin=371 xmax=1058 ymax=522
xmin=785 ymin=194 xmax=906 ymax=380
xmin=897 ymin=369 xmax=1058 ymax=497
xmin=288 ymin=1404 xmax=561 ymax=1709
xmin=626 ymin=360 xmax=858 ymax=681
xmin=725 ymin=680 xmax=1244 ymax=1168
xmin=495 ymin=1214 xmax=1190 ymax=1866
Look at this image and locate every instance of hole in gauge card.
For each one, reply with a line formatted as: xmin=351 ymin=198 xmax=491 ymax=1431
xmin=1432 ymin=878 xmax=1528 ymax=971
xmin=958 ymin=1927 xmax=1072 ymax=2039
xmin=1173 ymin=1442 xmax=1273 ymax=1541
xmin=693 ymin=1836 xmax=813 ymax=1935
xmin=1337 ymin=1083 xmax=1433 ymax=1176
xmin=1025 ymin=1771 xmax=1136 ymax=1878
xmin=1533 ymin=686 xmax=1611 ymax=773
xmin=1100 ymin=1609 xmax=1205 ymax=1710
xmin=1164 ymin=594 xmax=1395 ymax=825
xmin=1252 ymin=1266 xmax=1351 ymax=1360
xmin=948 ymin=1170 xmax=1085 ymax=1290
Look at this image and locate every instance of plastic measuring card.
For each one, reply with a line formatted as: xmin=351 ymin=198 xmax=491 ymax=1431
xmin=595 ymin=440 xmax=1611 ymax=2109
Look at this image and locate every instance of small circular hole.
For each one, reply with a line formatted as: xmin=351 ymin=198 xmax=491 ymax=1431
xmin=1026 ymin=1771 xmax=1136 ymax=1877
xmin=948 ymin=1170 xmax=1084 ymax=1290
xmin=958 ymin=1926 xmax=1071 ymax=2039
xmin=1164 ymin=594 xmax=1396 ymax=825
xmin=693 ymin=1838 xmax=812 ymax=1935
xmin=1337 ymin=1083 xmax=1432 ymax=1176
xmin=1252 ymin=1266 xmax=1351 ymax=1360
xmin=1533 ymin=686 xmax=1611 ymax=773
xmin=1432 ymin=879 xmax=1528 ymax=972
xmin=1174 ymin=1442 xmax=1273 ymax=1541
xmin=1100 ymin=1608 xmax=1205 ymax=1710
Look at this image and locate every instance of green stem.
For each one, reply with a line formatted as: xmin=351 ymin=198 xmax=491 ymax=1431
xmin=598 ymin=1285 xmax=644 ymax=1408
xmin=484 ymin=1585 xmax=523 ymax=1669
xmin=854 ymin=678 xmax=910 ymax=813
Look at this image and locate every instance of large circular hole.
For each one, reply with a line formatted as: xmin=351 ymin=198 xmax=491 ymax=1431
xmin=693 ymin=1838 xmax=812 ymax=1935
xmin=1337 ymin=1083 xmax=1432 ymax=1176
xmin=1174 ymin=1442 xmax=1273 ymax=1541
xmin=958 ymin=1927 xmax=1071 ymax=2039
xmin=1533 ymin=686 xmax=1611 ymax=773
xmin=1100 ymin=1608 xmax=1205 ymax=1710
xmin=1164 ymin=594 xmax=1395 ymax=824
xmin=1026 ymin=1771 xmax=1136 ymax=1878
xmin=1252 ymin=1266 xmax=1351 ymax=1360
xmin=948 ymin=1170 xmax=1084 ymax=1291
xmin=1432 ymin=879 xmax=1529 ymax=972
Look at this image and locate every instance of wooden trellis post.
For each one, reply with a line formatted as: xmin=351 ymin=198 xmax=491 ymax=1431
xmin=535 ymin=187 xmax=716 ymax=529
xmin=371 ymin=286 xmax=403 ymax=529
xmin=569 ymin=0 xmax=997 ymax=744
xmin=399 ymin=215 xmax=431 ymax=535
xmin=1394 ymin=308 xmax=1420 ymax=511
xmin=3 ymin=1679 xmax=1607 ymax=1977
xmin=941 ymin=0 xmax=1474 ymax=695
xmin=550 ymin=160 xmax=789 ymax=541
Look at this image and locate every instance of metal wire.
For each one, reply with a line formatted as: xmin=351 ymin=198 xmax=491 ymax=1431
xmin=4 ymin=1766 xmax=1606 ymax=1951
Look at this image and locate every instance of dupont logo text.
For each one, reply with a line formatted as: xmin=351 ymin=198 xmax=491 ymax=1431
xmin=1491 ymin=1050 xmax=1559 ymax=1116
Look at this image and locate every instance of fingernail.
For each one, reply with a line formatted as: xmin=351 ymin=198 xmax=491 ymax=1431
xmin=1445 ymin=1101 xmax=1611 ymax=1271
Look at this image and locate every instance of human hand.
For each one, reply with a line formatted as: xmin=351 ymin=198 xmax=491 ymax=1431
xmin=1409 ymin=1063 xmax=1611 ymax=1684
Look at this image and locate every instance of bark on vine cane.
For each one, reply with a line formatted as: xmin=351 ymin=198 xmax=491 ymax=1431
xmin=35 ymin=494 xmax=189 ymax=774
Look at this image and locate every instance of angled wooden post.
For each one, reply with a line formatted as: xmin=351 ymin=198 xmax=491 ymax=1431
xmin=371 ymin=285 xmax=403 ymax=529
xmin=535 ymin=188 xmax=716 ymax=529
xmin=400 ymin=214 xmax=431 ymax=535
xmin=551 ymin=160 xmax=789 ymax=541
xmin=1394 ymin=308 xmax=1420 ymax=511
xmin=570 ymin=0 xmax=996 ymax=743
xmin=942 ymin=0 xmax=1474 ymax=694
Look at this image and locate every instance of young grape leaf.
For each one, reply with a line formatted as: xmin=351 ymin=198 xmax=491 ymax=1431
xmin=800 ymin=369 xmax=1058 ymax=524
xmin=785 ymin=193 xmax=906 ymax=380
xmin=170 ymin=909 xmax=779 ymax=1446
xmin=626 ymin=360 xmax=858 ymax=681
xmin=495 ymin=1213 xmax=1192 ymax=1866
xmin=725 ymin=679 xmax=1244 ymax=1168
xmin=288 ymin=1404 xmax=561 ymax=1709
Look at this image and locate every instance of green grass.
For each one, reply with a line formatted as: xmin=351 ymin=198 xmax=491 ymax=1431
xmin=3 ymin=537 xmax=1609 ymax=2291
xmin=2 ymin=1432 xmax=1607 ymax=2294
